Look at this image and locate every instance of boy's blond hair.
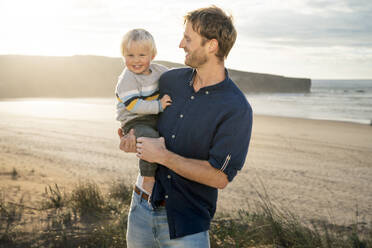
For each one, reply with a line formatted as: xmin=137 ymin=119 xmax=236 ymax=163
xmin=121 ymin=29 xmax=157 ymax=57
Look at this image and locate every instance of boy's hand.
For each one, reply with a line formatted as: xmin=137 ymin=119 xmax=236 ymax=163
xmin=160 ymin=94 xmax=172 ymax=110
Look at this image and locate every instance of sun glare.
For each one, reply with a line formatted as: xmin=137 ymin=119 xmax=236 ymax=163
xmin=0 ymin=0 xmax=76 ymax=56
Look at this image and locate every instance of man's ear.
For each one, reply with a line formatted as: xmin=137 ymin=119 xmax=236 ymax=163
xmin=208 ymin=39 xmax=219 ymax=54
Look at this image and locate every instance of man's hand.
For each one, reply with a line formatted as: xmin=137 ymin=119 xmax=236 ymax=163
xmin=118 ymin=128 xmax=137 ymax=153
xmin=136 ymin=137 xmax=167 ymax=163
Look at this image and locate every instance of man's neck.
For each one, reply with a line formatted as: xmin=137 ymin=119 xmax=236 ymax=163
xmin=193 ymin=62 xmax=225 ymax=92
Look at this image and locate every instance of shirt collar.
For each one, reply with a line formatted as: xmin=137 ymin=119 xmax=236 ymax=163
xmin=186 ymin=68 xmax=230 ymax=92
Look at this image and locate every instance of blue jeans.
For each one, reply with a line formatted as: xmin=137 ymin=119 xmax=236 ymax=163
xmin=126 ymin=190 xmax=210 ymax=248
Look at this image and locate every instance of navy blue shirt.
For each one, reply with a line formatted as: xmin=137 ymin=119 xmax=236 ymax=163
xmin=151 ymin=67 xmax=253 ymax=239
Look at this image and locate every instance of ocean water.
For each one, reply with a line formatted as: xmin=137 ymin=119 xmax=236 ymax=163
xmin=0 ymin=98 xmax=116 ymax=121
xmin=0 ymin=80 xmax=371 ymax=125
xmin=247 ymin=79 xmax=372 ymax=124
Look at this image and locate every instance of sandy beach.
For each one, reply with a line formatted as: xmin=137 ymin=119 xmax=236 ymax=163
xmin=0 ymin=103 xmax=371 ymax=228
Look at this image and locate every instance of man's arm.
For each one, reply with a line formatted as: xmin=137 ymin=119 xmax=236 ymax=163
xmin=136 ymin=137 xmax=229 ymax=189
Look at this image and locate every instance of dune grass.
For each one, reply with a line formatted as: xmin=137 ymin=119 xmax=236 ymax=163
xmin=209 ymin=186 xmax=371 ymax=248
xmin=0 ymin=180 xmax=371 ymax=248
xmin=0 ymin=192 xmax=24 ymax=245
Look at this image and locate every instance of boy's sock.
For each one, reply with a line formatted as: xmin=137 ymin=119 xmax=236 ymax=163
xmin=142 ymin=176 xmax=155 ymax=200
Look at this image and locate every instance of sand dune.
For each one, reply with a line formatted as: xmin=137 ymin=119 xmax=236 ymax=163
xmin=0 ymin=102 xmax=371 ymax=227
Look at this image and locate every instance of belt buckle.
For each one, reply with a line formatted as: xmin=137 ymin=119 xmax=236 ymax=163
xmin=134 ymin=185 xmax=150 ymax=202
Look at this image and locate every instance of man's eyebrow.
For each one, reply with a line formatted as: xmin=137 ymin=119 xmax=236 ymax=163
xmin=184 ymin=34 xmax=191 ymax=39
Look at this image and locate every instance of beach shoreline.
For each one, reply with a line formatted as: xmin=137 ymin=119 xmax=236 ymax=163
xmin=2 ymin=96 xmax=371 ymax=126
xmin=0 ymin=111 xmax=371 ymax=228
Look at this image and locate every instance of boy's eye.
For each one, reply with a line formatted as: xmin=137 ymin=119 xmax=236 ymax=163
xmin=140 ymin=54 xmax=146 ymax=57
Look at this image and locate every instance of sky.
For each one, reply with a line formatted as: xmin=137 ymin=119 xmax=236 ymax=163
xmin=0 ymin=0 xmax=371 ymax=79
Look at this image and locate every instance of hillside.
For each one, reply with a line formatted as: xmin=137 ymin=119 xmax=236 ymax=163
xmin=0 ymin=55 xmax=311 ymax=98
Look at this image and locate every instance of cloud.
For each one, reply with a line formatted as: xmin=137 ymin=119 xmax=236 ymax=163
xmin=237 ymin=0 xmax=372 ymax=49
xmin=306 ymin=0 xmax=372 ymax=12
xmin=1 ymin=0 xmax=371 ymax=78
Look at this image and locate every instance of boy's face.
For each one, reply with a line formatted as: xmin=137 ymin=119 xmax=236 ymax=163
xmin=123 ymin=42 xmax=154 ymax=75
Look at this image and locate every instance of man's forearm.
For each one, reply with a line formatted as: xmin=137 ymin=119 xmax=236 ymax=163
xmin=159 ymin=149 xmax=228 ymax=189
xmin=135 ymin=136 xmax=229 ymax=189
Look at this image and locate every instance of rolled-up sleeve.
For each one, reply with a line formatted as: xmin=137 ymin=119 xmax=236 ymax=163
xmin=208 ymin=104 xmax=253 ymax=182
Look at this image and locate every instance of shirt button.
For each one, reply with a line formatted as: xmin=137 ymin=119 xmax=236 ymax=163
xmin=190 ymin=96 xmax=195 ymax=100
xmin=171 ymin=134 xmax=175 ymax=139
xmin=165 ymin=195 xmax=169 ymax=199
xmin=180 ymin=114 xmax=184 ymax=118
xmin=206 ymin=91 xmax=209 ymax=95
xmin=167 ymin=175 xmax=171 ymax=179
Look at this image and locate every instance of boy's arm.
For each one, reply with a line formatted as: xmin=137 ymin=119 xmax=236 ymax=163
xmin=118 ymin=93 xmax=162 ymax=114
xmin=116 ymin=69 xmax=162 ymax=115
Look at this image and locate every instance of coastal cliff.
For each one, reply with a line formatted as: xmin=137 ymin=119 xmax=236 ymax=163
xmin=159 ymin=61 xmax=311 ymax=94
xmin=0 ymin=55 xmax=310 ymax=98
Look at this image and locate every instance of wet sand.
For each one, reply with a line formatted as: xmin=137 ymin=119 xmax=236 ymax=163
xmin=1 ymin=109 xmax=371 ymax=227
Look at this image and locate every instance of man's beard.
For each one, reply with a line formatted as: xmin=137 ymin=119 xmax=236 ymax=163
xmin=184 ymin=47 xmax=208 ymax=68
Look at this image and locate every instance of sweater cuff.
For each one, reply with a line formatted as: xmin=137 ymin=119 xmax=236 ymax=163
xmin=158 ymin=100 xmax=163 ymax=112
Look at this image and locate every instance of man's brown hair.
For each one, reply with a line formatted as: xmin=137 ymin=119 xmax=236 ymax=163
xmin=184 ymin=6 xmax=237 ymax=61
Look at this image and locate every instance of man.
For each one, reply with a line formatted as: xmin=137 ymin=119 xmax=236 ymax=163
xmin=119 ymin=6 xmax=253 ymax=247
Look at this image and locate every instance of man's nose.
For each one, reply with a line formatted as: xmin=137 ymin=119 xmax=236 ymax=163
xmin=179 ymin=39 xmax=185 ymax=48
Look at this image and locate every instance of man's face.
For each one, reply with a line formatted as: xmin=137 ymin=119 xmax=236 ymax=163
xmin=179 ymin=22 xmax=208 ymax=68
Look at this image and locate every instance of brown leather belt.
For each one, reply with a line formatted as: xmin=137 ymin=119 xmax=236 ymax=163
xmin=134 ymin=185 xmax=165 ymax=206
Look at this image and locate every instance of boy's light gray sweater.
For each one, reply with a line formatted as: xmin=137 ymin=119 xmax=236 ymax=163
xmin=115 ymin=63 xmax=168 ymax=127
